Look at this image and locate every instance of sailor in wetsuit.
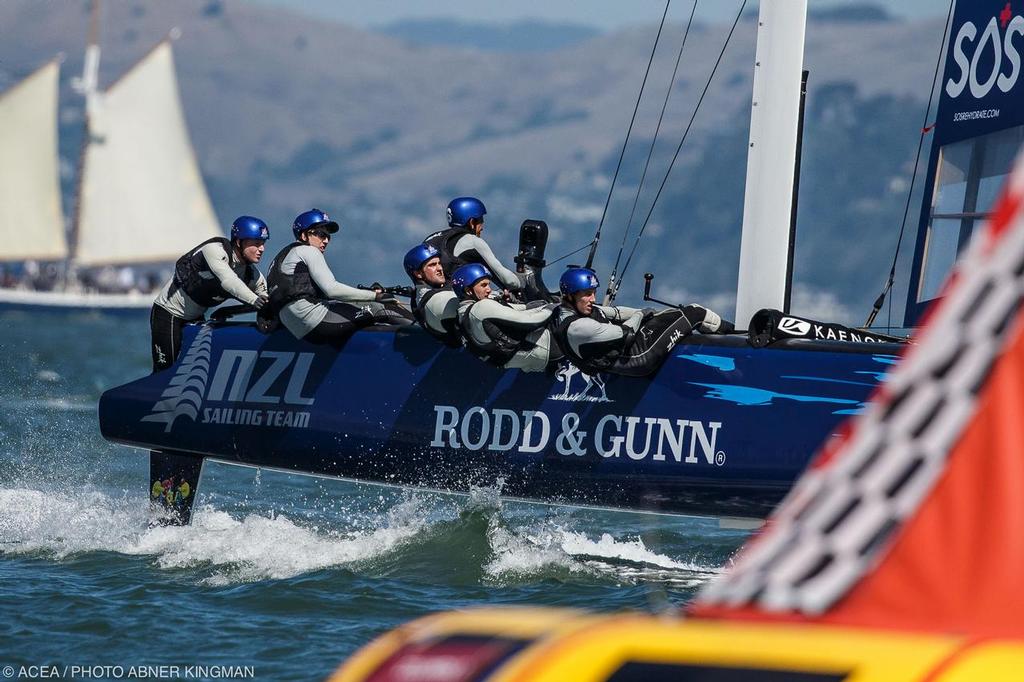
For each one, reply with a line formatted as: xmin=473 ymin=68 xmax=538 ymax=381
xmin=552 ymin=268 xmax=734 ymax=377
xmin=268 ymin=208 xmax=412 ymax=346
xmin=424 ymin=197 xmax=551 ymax=302
xmin=451 ymin=263 xmax=561 ymax=372
xmin=404 ymin=243 xmax=461 ymax=347
xmin=150 ymin=216 xmax=270 ymax=372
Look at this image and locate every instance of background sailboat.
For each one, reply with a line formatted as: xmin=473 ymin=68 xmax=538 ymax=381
xmin=0 ymin=37 xmax=219 ymax=313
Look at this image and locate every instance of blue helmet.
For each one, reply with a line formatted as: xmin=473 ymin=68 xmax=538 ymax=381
xmin=403 ymin=243 xmax=440 ymax=279
xmin=231 ymin=216 xmax=270 ymax=242
xmin=292 ymin=208 xmax=340 ymax=239
xmin=559 ymin=267 xmax=600 ymax=296
xmin=451 ymin=263 xmax=491 ymax=300
xmin=447 ymin=197 xmax=486 ymax=228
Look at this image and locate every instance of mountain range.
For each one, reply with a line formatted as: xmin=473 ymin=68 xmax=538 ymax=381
xmin=0 ymin=0 xmax=947 ymax=324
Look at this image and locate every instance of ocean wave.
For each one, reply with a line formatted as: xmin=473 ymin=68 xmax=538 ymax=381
xmin=0 ymin=486 xmax=427 ymax=584
xmin=0 ymin=483 xmax=724 ymax=591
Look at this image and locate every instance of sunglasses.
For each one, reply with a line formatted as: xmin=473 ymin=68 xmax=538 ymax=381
xmin=309 ymin=229 xmax=332 ymax=241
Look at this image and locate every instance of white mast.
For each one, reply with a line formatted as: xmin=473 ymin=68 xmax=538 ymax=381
xmin=74 ymin=0 xmax=102 ymax=119
xmin=69 ymin=0 xmax=102 ymax=270
xmin=734 ymin=0 xmax=808 ymax=326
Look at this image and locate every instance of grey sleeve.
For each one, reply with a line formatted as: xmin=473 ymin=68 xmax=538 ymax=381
xmin=423 ymin=291 xmax=459 ymax=328
xmin=485 ymin=301 xmax=552 ymax=323
xmin=594 ymin=304 xmax=642 ymax=321
xmin=454 ymin=235 xmax=523 ymax=290
xmin=621 ymin=311 xmax=644 ymax=333
xmin=299 ymin=246 xmax=376 ymax=302
xmin=566 ymin=316 xmax=628 ymax=356
xmin=478 ymin=300 xmax=556 ymax=325
xmin=201 ymin=243 xmax=259 ymax=306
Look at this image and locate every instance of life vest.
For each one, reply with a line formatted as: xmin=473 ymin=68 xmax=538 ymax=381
xmin=267 ymin=242 xmax=325 ymax=312
xmin=424 ymin=227 xmax=473 ymax=276
xmin=173 ymin=237 xmax=257 ymax=308
xmin=552 ymin=305 xmax=632 ymax=375
xmin=458 ymin=299 xmax=545 ymax=368
xmin=412 ymin=285 xmax=462 ymax=348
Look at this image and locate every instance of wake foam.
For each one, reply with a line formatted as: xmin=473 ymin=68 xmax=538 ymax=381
xmin=485 ymin=520 xmax=722 ymax=588
xmin=0 ymin=486 xmax=427 ymax=584
xmin=0 ymin=483 xmax=726 ymax=590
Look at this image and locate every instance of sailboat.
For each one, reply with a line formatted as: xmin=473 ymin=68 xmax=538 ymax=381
xmin=97 ymin=0 xmax=928 ymax=527
xmin=0 ymin=31 xmax=220 ymax=314
xmin=328 ymin=94 xmax=1024 ymax=680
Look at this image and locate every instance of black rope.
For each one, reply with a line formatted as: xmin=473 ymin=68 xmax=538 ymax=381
xmin=606 ymin=0 xmax=699 ymax=300
xmin=610 ymin=0 xmax=748 ymax=301
xmin=548 ymin=241 xmax=595 ymax=266
xmin=865 ymin=0 xmax=956 ymax=330
xmin=585 ymin=0 xmax=672 ymax=269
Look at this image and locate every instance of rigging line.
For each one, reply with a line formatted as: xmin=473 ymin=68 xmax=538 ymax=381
xmin=610 ymin=0 xmax=747 ymax=301
xmin=585 ymin=0 xmax=673 ymax=269
xmin=548 ymin=241 xmax=596 ymax=266
xmin=607 ymin=0 xmax=700 ymax=298
xmin=867 ymin=0 xmax=956 ymax=330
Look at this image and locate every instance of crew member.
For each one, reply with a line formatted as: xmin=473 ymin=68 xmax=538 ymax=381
xmin=553 ymin=267 xmax=734 ymax=377
xmin=268 ymin=208 xmax=412 ymax=346
xmin=404 ymin=243 xmax=461 ymax=347
xmin=451 ymin=263 xmax=561 ymax=372
xmin=150 ymin=216 xmax=270 ymax=372
xmin=425 ymin=197 xmax=550 ymax=301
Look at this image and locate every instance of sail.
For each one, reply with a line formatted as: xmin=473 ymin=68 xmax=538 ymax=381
xmin=0 ymin=61 xmax=67 ymax=262
xmin=734 ymin=0 xmax=807 ymax=325
xmin=75 ymin=41 xmax=218 ymax=266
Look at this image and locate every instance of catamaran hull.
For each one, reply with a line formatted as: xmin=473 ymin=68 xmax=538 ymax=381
xmin=99 ymin=322 xmax=899 ymax=519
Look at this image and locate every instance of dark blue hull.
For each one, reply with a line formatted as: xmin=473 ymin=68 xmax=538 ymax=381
xmin=99 ymin=322 xmax=900 ymax=519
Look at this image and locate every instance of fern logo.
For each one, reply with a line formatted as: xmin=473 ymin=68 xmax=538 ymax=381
xmin=142 ymin=326 xmax=214 ymax=433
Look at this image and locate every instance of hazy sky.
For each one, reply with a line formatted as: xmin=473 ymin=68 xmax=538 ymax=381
xmin=250 ymin=0 xmax=945 ymax=31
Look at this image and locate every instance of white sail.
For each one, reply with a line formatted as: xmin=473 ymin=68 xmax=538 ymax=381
xmin=75 ymin=41 xmax=219 ymax=266
xmin=734 ymin=0 xmax=808 ymax=325
xmin=0 ymin=61 xmax=67 ymax=262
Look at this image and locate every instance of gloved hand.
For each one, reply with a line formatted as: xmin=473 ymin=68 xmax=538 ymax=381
xmin=642 ymin=307 xmax=658 ymax=320
xmin=252 ymin=293 xmax=269 ymax=310
xmin=375 ymin=291 xmax=396 ymax=304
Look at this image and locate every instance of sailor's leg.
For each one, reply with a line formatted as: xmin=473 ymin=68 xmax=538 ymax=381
xmin=303 ymin=301 xmax=375 ymax=347
xmin=611 ymin=310 xmax=693 ymax=377
xmin=681 ymin=304 xmax=735 ymax=334
xmin=503 ymin=329 xmax=554 ymax=372
xmin=372 ymin=300 xmax=416 ymax=325
xmin=149 ymin=305 xmax=185 ymax=373
xmin=149 ymin=450 xmax=204 ymax=526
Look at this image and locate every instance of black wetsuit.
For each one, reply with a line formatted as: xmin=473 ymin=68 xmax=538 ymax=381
xmin=553 ymin=305 xmax=724 ymax=377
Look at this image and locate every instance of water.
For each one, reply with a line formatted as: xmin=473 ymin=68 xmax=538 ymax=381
xmin=0 ymin=312 xmax=750 ymax=680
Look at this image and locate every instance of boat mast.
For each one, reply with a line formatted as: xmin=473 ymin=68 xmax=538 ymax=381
xmin=784 ymin=69 xmax=810 ymax=314
xmin=734 ymin=0 xmax=807 ymax=326
xmin=68 ymin=0 xmax=102 ymax=270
